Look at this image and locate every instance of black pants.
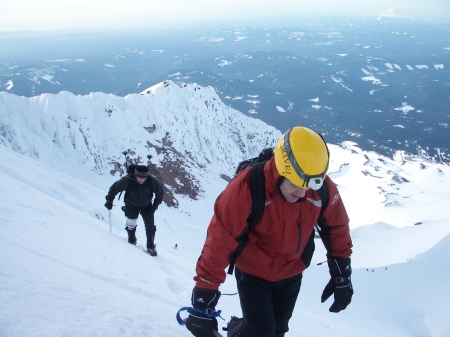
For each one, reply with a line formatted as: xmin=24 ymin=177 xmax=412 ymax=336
xmin=229 ymin=268 xmax=303 ymax=337
xmin=125 ymin=203 xmax=156 ymax=248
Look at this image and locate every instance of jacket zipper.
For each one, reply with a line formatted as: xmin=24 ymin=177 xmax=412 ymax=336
xmin=296 ymin=223 xmax=301 ymax=253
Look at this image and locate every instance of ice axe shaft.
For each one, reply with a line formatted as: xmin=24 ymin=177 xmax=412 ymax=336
xmin=109 ymin=210 xmax=112 ymax=233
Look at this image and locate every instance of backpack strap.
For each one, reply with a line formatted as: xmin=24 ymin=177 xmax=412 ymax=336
xmin=314 ymin=180 xmax=332 ymax=251
xmin=117 ymin=175 xmax=134 ymax=201
xmin=227 ymin=161 xmax=266 ymax=275
xmin=316 ymin=180 xmax=329 ymax=214
xmin=247 ymin=161 xmax=266 ymax=225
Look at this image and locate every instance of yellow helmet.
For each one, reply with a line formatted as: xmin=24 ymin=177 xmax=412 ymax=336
xmin=274 ymin=126 xmax=329 ymax=190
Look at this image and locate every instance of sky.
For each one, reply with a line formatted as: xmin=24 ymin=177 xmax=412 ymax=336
xmin=1 ymin=80 xmax=450 ymax=336
xmin=0 ymin=0 xmax=449 ymax=32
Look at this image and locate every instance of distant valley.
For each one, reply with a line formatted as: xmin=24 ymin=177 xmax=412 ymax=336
xmin=1 ymin=17 xmax=449 ymax=162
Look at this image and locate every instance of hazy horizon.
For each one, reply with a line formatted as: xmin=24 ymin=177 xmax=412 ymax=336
xmin=1 ymin=0 xmax=449 ymax=32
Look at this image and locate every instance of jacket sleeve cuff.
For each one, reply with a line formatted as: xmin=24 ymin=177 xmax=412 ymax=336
xmin=194 ymin=277 xmax=220 ymax=291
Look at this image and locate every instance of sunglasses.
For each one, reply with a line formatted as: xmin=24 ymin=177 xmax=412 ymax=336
xmin=135 ymin=174 xmax=149 ymax=180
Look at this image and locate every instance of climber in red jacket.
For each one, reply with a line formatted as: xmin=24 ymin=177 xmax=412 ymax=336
xmin=186 ymin=126 xmax=353 ymax=337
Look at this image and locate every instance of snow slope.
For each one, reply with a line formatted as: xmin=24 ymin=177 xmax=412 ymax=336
xmin=1 ymin=143 xmax=449 ymax=337
xmin=1 ymin=81 xmax=450 ymax=336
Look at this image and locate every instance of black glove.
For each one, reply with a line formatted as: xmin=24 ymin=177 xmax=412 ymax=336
xmin=104 ymin=199 xmax=113 ymax=210
xmin=186 ymin=287 xmax=221 ymax=337
xmin=321 ymin=257 xmax=353 ymax=313
xmin=152 ymin=203 xmax=159 ymax=212
xmin=143 ymin=203 xmax=157 ymax=215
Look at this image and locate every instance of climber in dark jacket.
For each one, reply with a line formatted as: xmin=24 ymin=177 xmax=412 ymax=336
xmin=104 ymin=165 xmax=164 ymax=256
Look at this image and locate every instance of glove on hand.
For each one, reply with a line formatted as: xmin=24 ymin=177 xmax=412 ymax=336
xmin=104 ymin=200 xmax=113 ymax=210
xmin=151 ymin=203 xmax=159 ymax=214
xmin=149 ymin=205 xmax=158 ymax=214
xmin=321 ymin=257 xmax=353 ymax=313
xmin=143 ymin=203 xmax=158 ymax=215
xmin=186 ymin=287 xmax=221 ymax=337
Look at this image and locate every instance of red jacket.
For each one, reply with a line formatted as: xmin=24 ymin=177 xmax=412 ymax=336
xmin=194 ymin=157 xmax=352 ymax=290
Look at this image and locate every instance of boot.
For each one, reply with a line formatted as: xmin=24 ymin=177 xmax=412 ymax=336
xmin=223 ymin=316 xmax=245 ymax=336
xmin=147 ymin=244 xmax=157 ymax=256
xmin=147 ymin=233 xmax=157 ymax=256
xmin=125 ymin=227 xmax=137 ymax=245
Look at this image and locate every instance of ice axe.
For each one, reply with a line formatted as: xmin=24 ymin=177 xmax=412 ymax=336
xmin=147 ymin=154 xmax=153 ymax=167
xmin=122 ymin=150 xmax=129 ymax=175
xmin=109 ymin=210 xmax=112 ymax=233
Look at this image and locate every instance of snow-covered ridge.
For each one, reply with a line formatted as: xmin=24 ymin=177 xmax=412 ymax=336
xmin=0 ymin=80 xmax=280 ymax=203
xmin=2 ymin=79 xmax=450 ymax=222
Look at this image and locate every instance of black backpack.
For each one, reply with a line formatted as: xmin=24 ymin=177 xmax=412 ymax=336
xmin=234 ymin=148 xmax=273 ymax=175
xmin=122 ymin=151 xmax=153 ymax=175
xmin=227 ymin=148 xmax=329 ymax=275
xmin=125 ymin=163 xmax=137 ymax=175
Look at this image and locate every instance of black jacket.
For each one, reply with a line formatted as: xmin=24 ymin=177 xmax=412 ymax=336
xmin=105 ymin=174 xmax=164 ymax=209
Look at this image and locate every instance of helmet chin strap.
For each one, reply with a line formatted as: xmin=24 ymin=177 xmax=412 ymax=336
xmin=276 ymin=176 xmax=285 ymax=187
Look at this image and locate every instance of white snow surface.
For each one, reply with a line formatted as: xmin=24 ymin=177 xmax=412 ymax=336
xmin=1 ymin=81 xmax=450 ymax=337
